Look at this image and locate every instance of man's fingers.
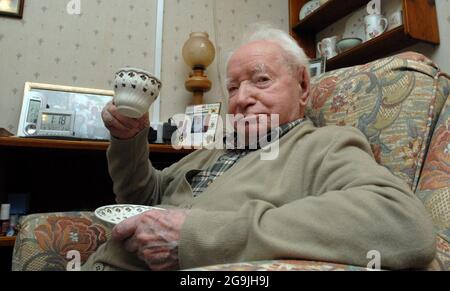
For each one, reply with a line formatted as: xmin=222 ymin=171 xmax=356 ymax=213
xmin=139 ymin=112 xmax=150 ymax=123
xmin=139 ymin=247 xmax=169 ymax=265
xmin=124 ymin=237 xmax=139 ymax=253
xmin=103 ymin=110 xmax=130 ymax=133
xmin=112 ymin=214 xmax=141 ymax=241
xmin=140 ymin=248 xmax=178 ymax=271
xmin=138 ymin=112 xmax=150 ymax=130
xmin=109 ymin=106 xmax=141 ymax=129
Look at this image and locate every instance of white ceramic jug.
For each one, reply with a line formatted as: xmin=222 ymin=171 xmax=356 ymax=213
xmin=364 ymin=14 xmax=388 ymax=41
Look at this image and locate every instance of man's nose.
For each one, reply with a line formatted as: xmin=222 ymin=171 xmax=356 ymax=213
xmin=236 ymin=82 xmax=256 ymax=108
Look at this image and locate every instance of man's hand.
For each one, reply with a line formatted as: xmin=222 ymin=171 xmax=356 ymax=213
xmin=102 ymin=101 xmax=149 ymax=140
xmin=112 ymin=209 xmax=189 ymax=271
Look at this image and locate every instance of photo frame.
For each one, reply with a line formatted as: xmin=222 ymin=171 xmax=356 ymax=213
xmin=17 ymin=82 xmax=114 ymax=140
xmin=309 ymin=57 xmax=326 ymax=78
xmin=175 ymin=103 xmax=221 ymax=148
xmin=0 ymin=0 xmax=24 ymax=18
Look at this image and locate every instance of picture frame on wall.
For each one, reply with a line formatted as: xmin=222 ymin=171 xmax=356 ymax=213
xmin=0 ymin=0 xmax=24 ymax=19
xmin=309 ymin=57 xmax=326 ymax=78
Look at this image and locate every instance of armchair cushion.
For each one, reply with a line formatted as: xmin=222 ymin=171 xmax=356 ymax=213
xmin=12 ymin=212 xmax=110 ymax=271
xmin=416 ymin=81 xmax=450 ymax=271
xmin=306 ymin=52 xmax=447 ymax=191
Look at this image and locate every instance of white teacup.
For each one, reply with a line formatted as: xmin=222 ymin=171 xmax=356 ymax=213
xmin=317 ymin=36 xmax=338 ymax=59
xmin=364 ymin=14 xmax=388 ymax=41
xmin=114 ymin=68 xmax=162 ymax=118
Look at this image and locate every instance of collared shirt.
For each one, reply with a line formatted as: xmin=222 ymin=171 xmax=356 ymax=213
xmin=190 ymin=118 xmax=305 ymax=197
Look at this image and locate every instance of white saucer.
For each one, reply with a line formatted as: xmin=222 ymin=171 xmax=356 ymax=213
xmin=94 ymin=204 xmax=165 ymax=225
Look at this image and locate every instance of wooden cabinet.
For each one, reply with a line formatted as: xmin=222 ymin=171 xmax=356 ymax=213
xmin=0 ymin=138 xmax=194 ymax=244
xmin=289 ymin=0 xmax=440 ymax=71
xmin=0 ymin=137 xmax=193 ymax=270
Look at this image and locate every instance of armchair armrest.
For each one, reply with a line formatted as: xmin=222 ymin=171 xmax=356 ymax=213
xmin=12 ymin=212 xmax=111 ymax=271
xmin=185 ymin=260 xmax=368 ymax=271
xmin=416 ymin=78 xmax=450 ymax=271
xmin=11 ymin=211 xmax=449 ymax=271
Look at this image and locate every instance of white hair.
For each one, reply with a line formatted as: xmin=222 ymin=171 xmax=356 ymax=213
xmin=226 ymin=23 xmax=310 ymax=80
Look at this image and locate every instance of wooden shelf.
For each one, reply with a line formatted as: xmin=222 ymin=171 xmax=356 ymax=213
xmin=0 ymin=236 xmax=16 ymax=247
xmin=293 ymin=0 xmax=369 ymax=34
xmin=289 ymin=0 xmax=439 ymax=70
xmin=326 ymin=25 xmax=415 ymax=71
xmin=0 ymin=137 xmax=195 ymax=154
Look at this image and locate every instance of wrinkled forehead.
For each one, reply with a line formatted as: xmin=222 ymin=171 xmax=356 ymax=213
xmin=226 ymin=42 xmax=283 ymax=79
xmin=229 ymin=62 xmax=269 ymax=76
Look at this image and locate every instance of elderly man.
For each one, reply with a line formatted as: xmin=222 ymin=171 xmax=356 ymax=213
xmin=83 ymin=27 xmax=435 ymax=271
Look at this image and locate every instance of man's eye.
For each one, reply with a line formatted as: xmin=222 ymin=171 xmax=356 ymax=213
xmin=256 ymin=76 xmax=271 ymax=83
xmin=228 ymin=86 xmax=238 ymax=93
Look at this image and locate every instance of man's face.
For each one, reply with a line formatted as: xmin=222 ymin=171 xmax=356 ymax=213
xmin=226 ymin=41 xmax=309 ymax=135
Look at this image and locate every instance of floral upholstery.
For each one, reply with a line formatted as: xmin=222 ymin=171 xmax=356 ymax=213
xmin=11 ymin=52 xmax=450 ymax=271
xmin=12 ymin=212 xmax=110 ymax=271
xmin=306 ymin=52 xmax=446 ymax=190
xmin=186 ymin=260 xmax=367 ymax=271
xmin=416 ymin=83 xmax=450 ymax=271
xmin=417 ymin=81 xmax=450 ymax=232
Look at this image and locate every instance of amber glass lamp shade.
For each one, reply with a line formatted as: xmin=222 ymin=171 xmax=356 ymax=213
xmin=182 ymin=32 xmax=216 ymax=69
xmin=182 ymin=32 xmax=216 ymax=105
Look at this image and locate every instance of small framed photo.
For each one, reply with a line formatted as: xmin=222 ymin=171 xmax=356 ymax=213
xmin=17 ymin=82 xmax=114 ymax=140
xmin=309 ymin=57 xmax=326 ymax=78
xmin=0 ymin=0 xmax=24 ymax=18
xmin=175 ymin=103 xmax=221 ymax=148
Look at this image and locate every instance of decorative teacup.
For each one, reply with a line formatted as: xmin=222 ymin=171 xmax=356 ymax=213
xmin=364 ymin=14 xmax=388 ymax=41
xmin=114 ymin=68 xmax=162 ymax=118
xmin=317 ymin=36 xmax=338 ymax=59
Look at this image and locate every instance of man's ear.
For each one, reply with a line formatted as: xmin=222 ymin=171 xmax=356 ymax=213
xmin=298 ymin=66 xmax=310 ymax=107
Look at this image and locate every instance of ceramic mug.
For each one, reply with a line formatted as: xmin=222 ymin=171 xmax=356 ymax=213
xmin=364 ymin=14 xmax=388 ymax=41
xmin=317 ymin=36 xmax=338 ymax=59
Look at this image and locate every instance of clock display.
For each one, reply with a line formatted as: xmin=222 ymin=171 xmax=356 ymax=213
xmin=40 ymin=113 xmax=73 ymax=131
xmin=26 ymin=99 xmax=41 ymax=124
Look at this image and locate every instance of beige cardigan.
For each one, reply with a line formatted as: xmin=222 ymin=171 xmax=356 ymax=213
xmin=88 ymin=119 xmax=435 ymax=270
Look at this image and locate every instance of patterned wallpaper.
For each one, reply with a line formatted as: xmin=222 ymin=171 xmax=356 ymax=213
xmin=160 ymin=0 xmax=289 ymax=123
xmin=0 ymin=0 xmax=157 ymax=134
xmin=317 ymin=0 xmax=402 ymax=44
xmin=3 ymin=0 xmax=445 ymax=135
xmin=0 ymin=0 xmax=289 ymax=134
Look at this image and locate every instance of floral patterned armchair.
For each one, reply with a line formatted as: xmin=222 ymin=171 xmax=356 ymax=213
xmin=12 ymin=52 xmax=450 ymax=271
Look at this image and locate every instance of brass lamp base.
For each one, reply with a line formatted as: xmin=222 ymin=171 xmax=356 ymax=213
xmin=185 ymin=69 xmax=212 ymax=105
